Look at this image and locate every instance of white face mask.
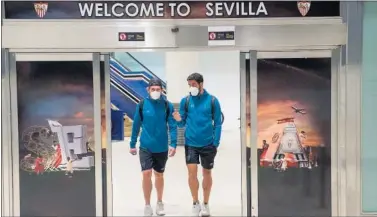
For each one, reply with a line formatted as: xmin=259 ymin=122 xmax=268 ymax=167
xmin=189 ymin=87 xmax=199 ymax=96
xmin=150 ymin=91 xmax=161 ymax=100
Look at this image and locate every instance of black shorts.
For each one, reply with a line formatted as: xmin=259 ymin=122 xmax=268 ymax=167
xmin=139 ymin=148 xmax=168 ymax=173
xmin=185 ymin=145 xmax=217 ymax=170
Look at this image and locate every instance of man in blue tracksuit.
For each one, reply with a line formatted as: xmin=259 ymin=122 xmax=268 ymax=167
xmin=173 ymin=73 xmax=222 ymax=216
xmin=130 ymin=79 xmax=177 ymax=216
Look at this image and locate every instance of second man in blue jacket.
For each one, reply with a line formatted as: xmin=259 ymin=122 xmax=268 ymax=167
xmin=130 ymin=79 xmax=177 ymax=216
xmin=173 ymin=73 xmax=223 ymax=217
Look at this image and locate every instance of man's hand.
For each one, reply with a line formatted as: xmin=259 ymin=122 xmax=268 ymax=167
xmin=168 ymin=147 xmax=176 ymax=157
xmin=129 ymin=148 xmax=137 ymax=155
xmin=173 ymin=111 xmax=182 ymax=122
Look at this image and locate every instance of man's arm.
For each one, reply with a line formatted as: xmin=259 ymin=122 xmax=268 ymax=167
xmin=212 ymin=97 xmax=222 ymax=147
xmin=176 ymin=97 xmax=188 ymax=128
xmin=167 ymin=102 xmax=178 ymax=148
xmin=130 ymin=104 xmax=142 ymax=149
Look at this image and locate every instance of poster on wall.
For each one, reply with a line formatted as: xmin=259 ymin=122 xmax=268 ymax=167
xmin=4 ymin=1 xmax=340 ymax=19
xmin=17 ymin=61 xmax=96 ymax=216
xmin=256 ymin=58 xmax=331 ymax=216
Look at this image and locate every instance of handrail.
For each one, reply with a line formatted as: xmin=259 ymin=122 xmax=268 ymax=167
xmin=110 ymin=56 xmax=132 ymax=72
xmin=110 ymin=56 xmax=167 ymax=94
xmin=125 ymin=52 xmax=167 ymax=86
xmin=125 ymin=52 xmax=153 ymax=75
xmin=110 ymin=73 xmax=144 ymax=100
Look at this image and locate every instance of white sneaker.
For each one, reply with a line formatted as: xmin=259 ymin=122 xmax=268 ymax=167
xmin=156 ymin=201 xmax=165 ymax=216
xmin=192 ymin=202 xmax=201 ymax=216
xmin=201 ymin=203 xmax=211 ymax=216
xmin=144 ymin=205 xmax=153 ymax=216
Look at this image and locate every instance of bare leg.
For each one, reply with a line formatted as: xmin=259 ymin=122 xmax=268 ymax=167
xmin=154 ymin=171 xmax=164 ymax=202
xmin=187 ymin=164 xmax=199 ymax=202
xmin=142 ymin=170 xmax=153 ymax=205
xmin=202 ymin=168 xmax=213 ymax=204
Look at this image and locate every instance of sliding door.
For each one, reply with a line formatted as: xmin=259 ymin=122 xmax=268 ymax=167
xmin=7 ymin=53 xmax=104 ymax=216
xmin=246 ymin=50 xmax=341 ymax=217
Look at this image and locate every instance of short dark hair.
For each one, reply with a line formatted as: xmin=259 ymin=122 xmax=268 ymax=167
xmin=148 ymin=79 xmax=163 ymax=87
xmin=187 ymin=73 xmax=204 ymax=83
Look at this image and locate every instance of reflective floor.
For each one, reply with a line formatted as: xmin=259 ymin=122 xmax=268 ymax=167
xmin=112 ymin=131 xmax=241 ymax=216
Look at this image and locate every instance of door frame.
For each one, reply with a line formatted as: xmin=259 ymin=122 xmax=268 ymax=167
xmin=101 ymin=53 xmax=113 ymax=217
xmin=3 ymin=52 xmax=105 ymax=217
xmin=2 ymin=48 xmax=344 ymax=217
xmin=245 ymin=48 xmax=344 ymax=217
xmin=2 ymin=49 xmax=14 ymax=217
xmin=240 ymin=52 xmax=248 ymax=216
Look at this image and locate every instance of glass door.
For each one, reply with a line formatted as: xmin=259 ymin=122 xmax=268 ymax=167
xmin=8 ymin=52 xmax=104 ymax=216
xmin=247 ymin=50 xmax=340 ymax=217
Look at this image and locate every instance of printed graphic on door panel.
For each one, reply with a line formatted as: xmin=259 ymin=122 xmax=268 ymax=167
xmin=257 ymin=59 xmax=329 ymax=172
xmin=259 ymin=117 xmax=311 ymax=171
xmin=256 ymin=58 xmax=331 ymax=217
xmin=17 ymin=61 xmax=96 ymax=216
xmin=20 ymin=122 xmax=94 ymax=175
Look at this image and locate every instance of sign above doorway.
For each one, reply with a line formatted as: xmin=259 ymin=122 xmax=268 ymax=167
xmin=208 ymin=26 xmax=235 ymax=46
xmin=118 ymin=32 xmax=145 ymax=42
xmin=4 ymin=1 xmax=340 ymax=19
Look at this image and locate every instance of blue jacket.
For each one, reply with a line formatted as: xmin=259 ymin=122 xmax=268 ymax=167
xmin=130 ymin=97 xmax=177 ymax=153
xmin=177 ymin=89 xmax=222 ymax=147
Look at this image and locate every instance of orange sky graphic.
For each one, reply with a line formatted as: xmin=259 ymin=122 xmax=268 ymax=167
xmin=74 ymin=112 xmax=84 ymax=118
xmin=247 ymin=100 xmax=324 ymax=153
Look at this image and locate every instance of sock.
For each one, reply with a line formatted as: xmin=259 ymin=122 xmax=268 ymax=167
xmin=193 ymin=201 xmax=199 ymax=205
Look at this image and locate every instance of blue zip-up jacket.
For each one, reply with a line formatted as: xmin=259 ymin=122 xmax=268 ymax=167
xmin=130 ymin=97 xmax=177 ymax=153
xmin=177 ymin=89 xmax=222 ymax=147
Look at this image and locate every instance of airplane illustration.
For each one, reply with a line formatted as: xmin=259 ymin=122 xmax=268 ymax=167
xmin=291 ymin=106 xmax=306 ymax=114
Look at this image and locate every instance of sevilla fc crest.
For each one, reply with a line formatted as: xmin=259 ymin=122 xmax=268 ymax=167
xmin=34 ymin=2 xmax=48 ymax=18
xmin=297 ymin=1 xmax=311 ymax=17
